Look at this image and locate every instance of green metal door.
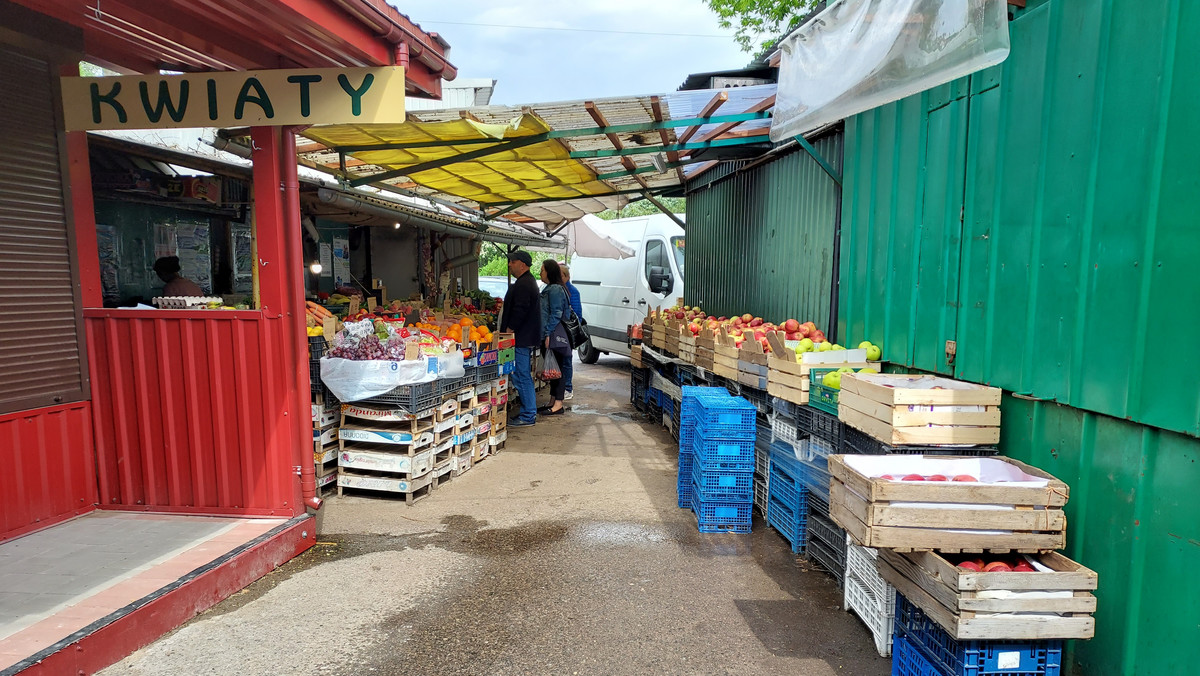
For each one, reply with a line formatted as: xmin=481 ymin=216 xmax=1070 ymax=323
xmin=913 ymin=98 xmax=968 ymax=374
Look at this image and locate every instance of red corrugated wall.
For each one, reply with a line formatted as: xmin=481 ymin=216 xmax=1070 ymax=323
xmin=0 ymin=402 xmax=97 ymax=541
xmin=85 ymin=309 xmax=302 ymax=516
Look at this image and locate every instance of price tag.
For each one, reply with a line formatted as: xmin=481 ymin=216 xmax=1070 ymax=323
xmin=996 ymin=652 xmax=1021 ymax=670
xmin=322 ymin=316 xmax=336 ymax=342
xmin=367 ymin=297 xmax=377 ymax=312
xmin=405 ymin=343 xmax=421 ymax=360
xmin=348 ymin=296 xmax=360 ymax=314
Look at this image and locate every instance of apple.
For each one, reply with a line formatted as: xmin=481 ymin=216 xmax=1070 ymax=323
xmin=927 ymin=474 xmax=948 ymax=481
xmin=689 ymin=324 xmax=701 ymax=335
xmin=675 ymin=310 xmax=685 ymax=320
xmin=816 ymin=341 xmax=833 ymax=352
xmin=811 ymin=330 xmax=826 ymax=343
xmin=783 ymin=319 xmax=800 ymax=333
xmin=837 ymin=366 xmax=856 ymax=374
xmin=797 ymin=325 xmax=812 ymax=338
xmin=821 ymin=371 xmax=843 ymax=390
xmin=865 ymin=343 xmax=882 ymax=361
xmin=901 ymin=474 xmax=926 ymax=481
xmin=797 ymin=338 xmax=814 ymax=352
xmin=785 ymin=332 xmax=798 ymax=340
xmin=858 ymin=367 xmax=879 ymax=375
xmin=741 ymin=313 xmax=753 ymax=322
xmin=958 ymin=561 xmax=982 ymax=572
xmin=983 ymin=561 xmax=1013 ymax=573
xmin=831 ymin=344 xmax=846 ymax=351
xmin=1012 ymin=562 xmax=1036 ymax=572
xmin=952 ymin=474 xmax=978 ymax=482
xmin=879 ymin=474 xmax=895 ymax=480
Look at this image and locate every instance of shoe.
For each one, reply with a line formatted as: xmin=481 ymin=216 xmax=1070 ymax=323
xmin=565 ymin=391 xmax=574 ymax=400
xmin=509 ymin=419 xmax=536 ymax=428
xmin=540 ymin=407 xmax=565 ymax=416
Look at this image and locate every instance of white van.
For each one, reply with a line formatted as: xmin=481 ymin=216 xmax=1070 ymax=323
xmin=569 ymin=213 xmax=685 ymax=362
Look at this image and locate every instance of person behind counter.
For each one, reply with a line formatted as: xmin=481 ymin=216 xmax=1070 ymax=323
xmin=153 ymin=256 xmax=204 ymax=297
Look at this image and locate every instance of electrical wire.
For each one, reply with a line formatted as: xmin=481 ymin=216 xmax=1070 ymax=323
xmin=419 ymin=20 xmax=735 ymax=39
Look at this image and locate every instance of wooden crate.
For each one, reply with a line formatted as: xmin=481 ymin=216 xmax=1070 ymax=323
xmin=876 ymin=549 xmax=1097 ymax=640
xmin=764 ymin=333 xmax=879 ymax=407
xmin=838 ymin=373 xmax=1001 ymax=446
xmin=337 ymin=469 xmax=433 ymax=504
xmin=828 ymin=454 xmax=1069 ymax=553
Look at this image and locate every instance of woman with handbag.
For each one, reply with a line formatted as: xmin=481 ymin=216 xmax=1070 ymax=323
xmin=537 ymin=259 xmax=574 ymax=415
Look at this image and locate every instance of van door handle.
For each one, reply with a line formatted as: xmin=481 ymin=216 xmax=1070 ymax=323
xmin=621 ymin=297 xmax=630 ymax=304
xmin=637 ymin=299 xmax=647 ymax=305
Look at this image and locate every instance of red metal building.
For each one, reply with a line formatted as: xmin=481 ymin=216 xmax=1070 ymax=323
xmin=0 ymin=0 xmax=452 ymax=671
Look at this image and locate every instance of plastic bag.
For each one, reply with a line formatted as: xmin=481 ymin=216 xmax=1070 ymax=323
xmin=541 ymin=350 xmax=562 ymax=380
xmin=319 ymin=357 xmax=436 ymax=402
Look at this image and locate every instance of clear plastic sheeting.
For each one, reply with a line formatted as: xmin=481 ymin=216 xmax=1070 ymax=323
xmin=770 ymin=0 xmax=1010 ymax=141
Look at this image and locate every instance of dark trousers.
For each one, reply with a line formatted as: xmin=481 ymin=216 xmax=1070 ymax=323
xmin=547 ymin=345 xmax=572 ymax=401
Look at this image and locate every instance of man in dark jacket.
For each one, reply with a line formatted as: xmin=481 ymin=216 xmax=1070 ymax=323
xmin=499 ymin=250 xmax=541 ymax=426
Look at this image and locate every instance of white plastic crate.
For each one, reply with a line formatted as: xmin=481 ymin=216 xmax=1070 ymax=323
xmin=770 ymin=413 xmax=800 ymax=443
xmin=844 ymin=535 xmax=895 ymax=658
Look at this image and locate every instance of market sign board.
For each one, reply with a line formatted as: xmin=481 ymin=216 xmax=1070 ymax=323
xmin=60 ymin=67 xmax=406 ymax=131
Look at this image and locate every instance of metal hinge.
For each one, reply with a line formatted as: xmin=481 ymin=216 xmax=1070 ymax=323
xmin=945 ymin=340 xmax=957 ymax=364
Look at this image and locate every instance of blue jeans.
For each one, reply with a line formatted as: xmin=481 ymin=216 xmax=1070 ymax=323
xmin=513 ymin=346 xmax=537 ymax=423
xmin=563 ymin=348 xmax=574 ymax=393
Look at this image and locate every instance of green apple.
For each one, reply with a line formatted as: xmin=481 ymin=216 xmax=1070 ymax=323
xmin=865 ymin=344 xmax=882 ymax=361
xmin=831 ymin=344 xmax=845 ymax=351
xmin=816 ymin=341 xmax=833 ymax=352
xmin=837 ymin=366 xmax=856 ymax=373
xmin=798 ymin=338 xmax=815 ymax=352
xmin=858 ymin=341 xmax=873 ymax=350
xmin=858 ymin=367 xmax=879 ymax=375
xmin=822 ymin=370 xmax=843 ymax=389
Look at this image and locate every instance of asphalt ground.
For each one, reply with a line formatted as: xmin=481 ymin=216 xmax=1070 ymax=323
xmin=101 ymin=354 xmax=891 ymax=676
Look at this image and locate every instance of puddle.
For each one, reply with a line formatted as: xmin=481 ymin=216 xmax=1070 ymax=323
xmin=569 ymin=404 xmax=637 ymax=421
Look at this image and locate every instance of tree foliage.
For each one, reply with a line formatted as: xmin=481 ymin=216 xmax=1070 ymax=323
xmin=706 ymin=0 xmax=820 ymax=53
xmin=595 ymin=197 xmax=686 ymax=221
xmin=478 ymin=249 xmax=560 ymax=278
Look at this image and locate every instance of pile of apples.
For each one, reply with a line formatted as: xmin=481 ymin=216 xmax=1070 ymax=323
xmin=655 ymin=307 xmax=827 ymax=355
xmin=877 ymin=474 xmax=980 ymax=482
xmin=955 ymin=556 xmax=1037 ymax=573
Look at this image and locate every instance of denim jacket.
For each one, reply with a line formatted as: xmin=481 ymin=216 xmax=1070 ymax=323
xmin=539 ymin=283 xmax=571 ymax=339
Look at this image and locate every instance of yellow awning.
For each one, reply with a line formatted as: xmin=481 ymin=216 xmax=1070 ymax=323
xmin=302 ymin=115 xmax=614 ymax=205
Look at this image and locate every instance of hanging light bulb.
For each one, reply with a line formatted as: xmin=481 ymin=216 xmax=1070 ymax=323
xmin=309 ymin=262 xmax=323 ymax=274
xmin=394 ymin=222 xmax=401 ymax=229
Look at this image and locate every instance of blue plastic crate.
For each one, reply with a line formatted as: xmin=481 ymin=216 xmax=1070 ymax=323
xmin=692 ymin=434 xmax=756 ymax=470
xmin=766 ymin=494 xmax=806 ymax=553
xmin=768 ymin=458 xmax=803 ymax=504
xmin=691 ymin=456 xmax=754 ymax=502
xmin=681 ymin=386 xmax=733 ymax=448
xmin=892 ymin=635 xmax=946 ymax=676
xmin=690 ymin=488 xmax=753 ymax=534
xmin=694 ymin=397 xmax=757 ymax=438
xmin=677 ymin=454 xmax=694 ymax=508
xmin=895 ymin=595 xmax=1064 ymax=676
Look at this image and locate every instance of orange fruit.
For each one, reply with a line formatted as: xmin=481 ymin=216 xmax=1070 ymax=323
xmin=460 ymin=317 xmax=472 ymax=327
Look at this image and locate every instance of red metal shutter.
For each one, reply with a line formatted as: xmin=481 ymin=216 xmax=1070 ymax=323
xmin=0 ymin=45 xmax=87 ymax=413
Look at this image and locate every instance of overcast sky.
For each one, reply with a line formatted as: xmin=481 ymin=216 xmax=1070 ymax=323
xmin=391 ymin=0 xmax=758 ymax=105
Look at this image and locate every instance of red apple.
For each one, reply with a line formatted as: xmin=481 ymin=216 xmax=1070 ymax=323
xmin=901 ymin=474 xmax=925 ymax=481
xmin=717 ymin=316 xmax=727 ymax=322
xmin=952 ymin=474 xmax=978 ymax=482
xmin=879 ymin=474 xmax=895 ymax=480
xmin=811 ymin=330 xmax=826 ymax=343
xmin=750 ymin=317 xmax=763 ymax=327
xmin=983 ymin=561 xmax=1013 ymax=573
xmin=784 ymin=319 xmax=800 ymax=333
xmin=927 ymin=474 xmax=948 ymax=482
xmin=1012 ymin=562 xmax=1036 ymax=572
xmin=797 ymin=324 xmax=812 ymax=337
xmin=958 ymin=561 xmax=982 ymax=572
xmin=675 ymin=310 xmax=685 ymax=320
xmin=739 ymin=313 xmax=751 ymax=322
xmin=785 ymin=332 xmax=799 ymax=340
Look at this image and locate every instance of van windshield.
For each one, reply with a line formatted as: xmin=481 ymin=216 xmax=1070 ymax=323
xmin=671 ymin=236 xmax=685 ymax=277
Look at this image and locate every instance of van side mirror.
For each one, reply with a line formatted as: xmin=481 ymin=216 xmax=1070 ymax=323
xmin=649 ymin=266 xmax=673 ymax=294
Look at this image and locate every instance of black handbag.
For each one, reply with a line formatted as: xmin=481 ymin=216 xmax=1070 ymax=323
xmin=558 ymin=286 xmax=588 ymax=348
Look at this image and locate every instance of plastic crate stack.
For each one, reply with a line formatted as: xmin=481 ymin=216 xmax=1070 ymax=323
xmin=688 ymin=393 xmax=757 ymax=534
xmin=678 ymin=386 xmax=730 ymax=510
xmin=630 ymin=367 xmax=650 ymax=412
xmin=844 ymin=537 xmax=896 ymax=657
xmin=795 ymin=405 xmax=849 ymax=584
xmin=753 ymin=423 xmax=772 ymax=517
xmin=892 ymin=594 xmax=1064 ymax=676
xmin=765 ymin=439 xmax=807 ymax=553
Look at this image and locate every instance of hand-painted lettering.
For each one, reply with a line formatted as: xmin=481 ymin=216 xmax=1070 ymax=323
xmin=337 ymin=73 xmax=375 ymax=116
xmin=234 ymin=77 xmax=275 ymax=120
xmin=206 ymin=79 xmax=219 ymax=121
xmin=287 ymin=74 xmax=322 ymax=117
xmin=139 ymin=80 xmax=190 ymax=123
xmin=90 ymin=81 xmax=127 ymax=124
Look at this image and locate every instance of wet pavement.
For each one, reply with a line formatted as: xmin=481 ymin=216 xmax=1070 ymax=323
xmin=101 ymin=355 xmax=891 ymax=676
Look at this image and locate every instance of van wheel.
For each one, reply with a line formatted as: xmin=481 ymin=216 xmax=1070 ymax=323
xmin=577 ymin=341 xmax=600 ymax=364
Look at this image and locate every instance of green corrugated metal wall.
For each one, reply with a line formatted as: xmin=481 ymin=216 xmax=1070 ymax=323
xmin=842 ymin=0 xmax=1200 ymax=437
xmin=840 ymin=1 xmax=1200 ymax=673
xmin=685 ymin=132 xmax=842 ymax=329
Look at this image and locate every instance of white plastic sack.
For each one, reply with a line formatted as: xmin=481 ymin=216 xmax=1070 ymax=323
xmin=319 ymin=351 xmax=465 ymax=402
xmin=770 ymin=0 xmax=1010 ymax=141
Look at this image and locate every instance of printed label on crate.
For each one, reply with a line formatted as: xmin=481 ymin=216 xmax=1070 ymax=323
xmin=453 ymin=430 xmax=476 ymax=444
xmin=453 ymin=455 xmax=472 ymax=471
xmin=496 ymin=376 xmax=508 ymax=391
xmin=316 ymin=472 xmax=337 ymax=488
xmin=337 ymin=474 xmax=416 ymax=492
xmin=341 ymin=404 xmax=433 ymax=422
xmin=339 ymin=448 xmax=433 ymax=474
xmin=477 ymin=403 xmax=491 ymax=417
xmin=312 ymin=405 xmax=339 ymax=426
xmin=313 ymin=426 xmax=337 ymax=446
xmin=339 ymin=427 xmax=430 ymax=445
xmin=477 ymin=421 xmax=491 ymax=435
xmin=499 ymin=361 xmax=515 ymax=375
xmin=314 ymin=447 xmax=337 ymax=465
xmin=489 ymin=429 xmax=507 ymax=445
xmin=478 ymin=350 xmax=499 ymax=366
xmin=491 ymin=393 xmax=509 ymax=406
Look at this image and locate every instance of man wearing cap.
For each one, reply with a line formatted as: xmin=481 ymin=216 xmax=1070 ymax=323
xmin=499 ymin=250 xmax=541 ymax=427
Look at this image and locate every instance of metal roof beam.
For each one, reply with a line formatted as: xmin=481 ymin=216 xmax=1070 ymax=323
xmin=795 ymin=135 xmax=842 ymax=186
xmin=485 ymin=187 xmax=657 ymax=207
xmin=569 ymin=135 xmax=772 ymax=159
xmin=331 ymin=111 xmax=772 ymax=153
xmin=595 ymin=159 xmax=702 ymax=181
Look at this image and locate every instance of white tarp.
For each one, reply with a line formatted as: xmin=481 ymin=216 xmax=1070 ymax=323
xmin=565 ymin=215 xmax=638 ymax=260
xmin=320 ymin=353 xmax=464 ymax=402
xmin=770 ymin=0 xmax=1010 ymax=141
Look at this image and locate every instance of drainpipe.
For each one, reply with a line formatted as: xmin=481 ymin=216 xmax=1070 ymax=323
xmin=442 ymin=251 xmax=478 ymax=270
xmin=283 ymin=127 xmax=322 ymax=512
